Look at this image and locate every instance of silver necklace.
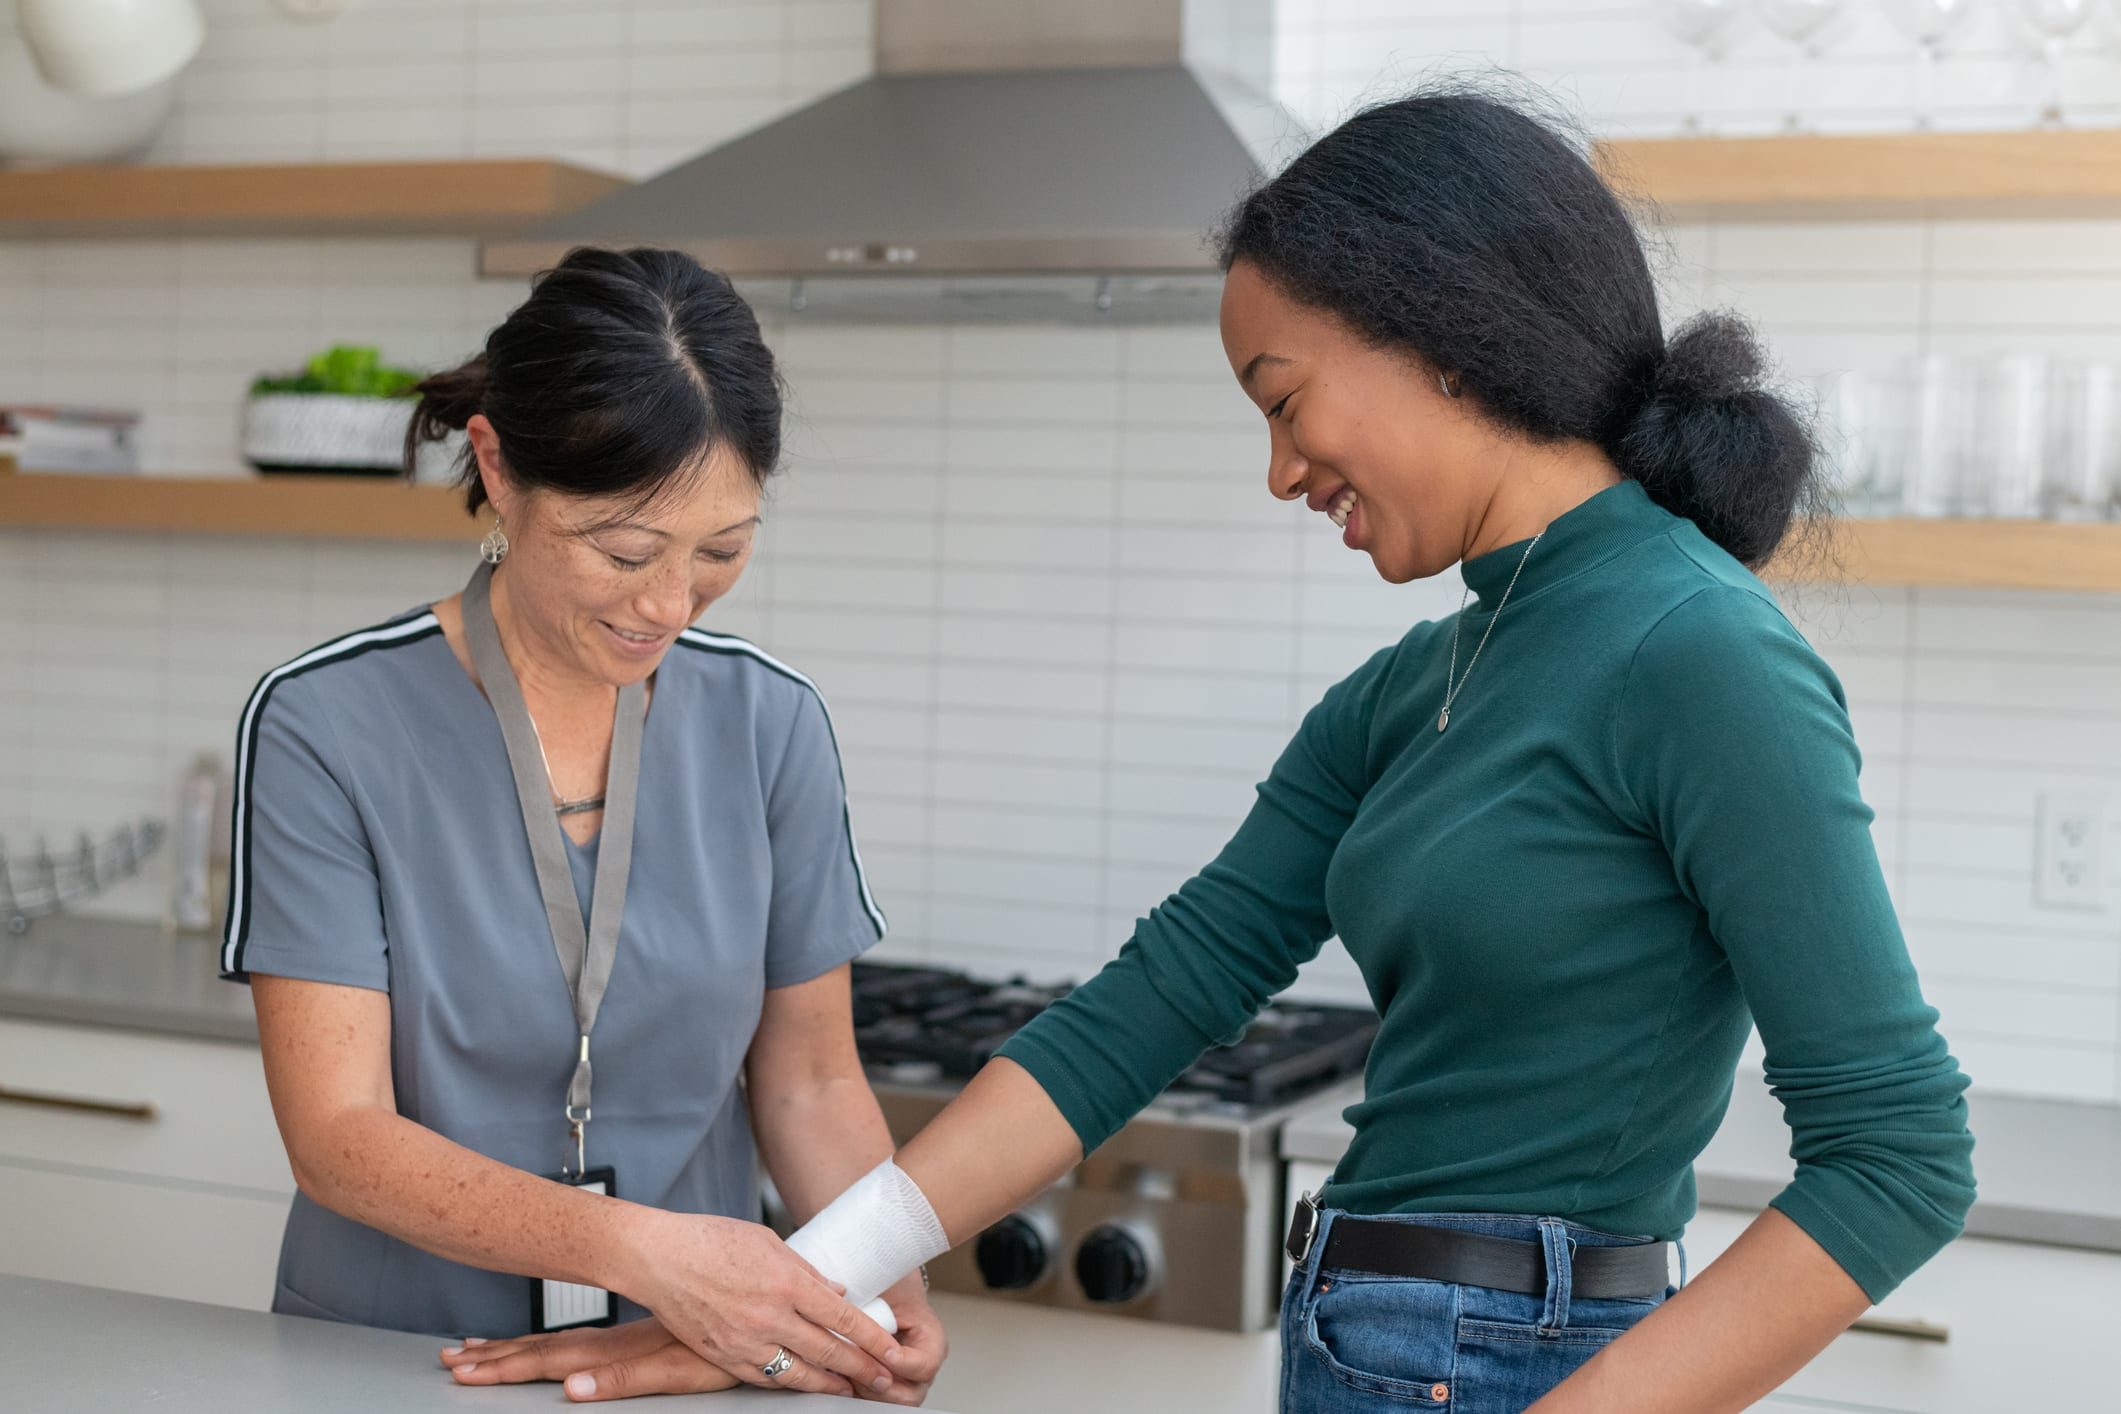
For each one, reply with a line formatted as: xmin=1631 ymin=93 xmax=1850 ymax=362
xmin=1439 ymin=530 xmax=1543 ymax=733
xmin=527 ymin=715 xmax=607 ymax=816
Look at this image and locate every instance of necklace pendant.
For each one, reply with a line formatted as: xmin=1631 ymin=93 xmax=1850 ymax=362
xmin=1437 ymin=708 xmax=1449 ymax=733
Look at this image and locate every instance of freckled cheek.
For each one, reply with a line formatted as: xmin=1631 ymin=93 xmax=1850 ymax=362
xmin=691 ymin=559 xmax=752 ymax=615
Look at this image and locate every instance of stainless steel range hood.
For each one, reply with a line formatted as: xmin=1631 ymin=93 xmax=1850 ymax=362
xmin=479 ymin=0 xmax=1296 ymax=294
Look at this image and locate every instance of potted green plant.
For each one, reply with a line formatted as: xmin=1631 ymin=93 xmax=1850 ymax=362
xmin=242 ymin=344 xmax=424 ymax=476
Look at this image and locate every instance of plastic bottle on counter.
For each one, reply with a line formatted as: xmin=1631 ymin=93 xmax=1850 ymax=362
xmin=169 ymin=753 xmax=219 ymax=932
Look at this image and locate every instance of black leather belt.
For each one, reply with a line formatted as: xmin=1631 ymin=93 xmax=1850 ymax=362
xmin=1286 ymin=1201 xmax=1670 ymax=1302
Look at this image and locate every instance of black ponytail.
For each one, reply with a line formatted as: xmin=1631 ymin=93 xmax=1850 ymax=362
xmin=405 ymin=246 xmax=783 ymax=516
xmin=1613 ymin=314 xmax=1817 ymax=568
xmin=1218 ymin=84 xmax=1821 ymax=569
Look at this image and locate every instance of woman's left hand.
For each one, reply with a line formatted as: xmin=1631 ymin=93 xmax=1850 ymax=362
xmin=860 ymin=1274 xmax=947 ymax=1405
xmin=440 ymin=1318 xmax=754 ymax=1401
xmin=438 ymin=1276 xmax=947 ymax=1405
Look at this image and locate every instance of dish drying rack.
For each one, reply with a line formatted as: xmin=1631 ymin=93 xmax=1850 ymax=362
xmin=0 ymin=820 xmax=164 ymax=935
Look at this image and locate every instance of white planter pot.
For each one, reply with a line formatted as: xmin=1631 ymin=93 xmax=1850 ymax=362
xmin=241 ymin=394 xmax=415 ymax=475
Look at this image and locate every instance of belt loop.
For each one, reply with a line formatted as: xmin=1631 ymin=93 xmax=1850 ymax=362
xmin=1537 ymin=1218 xmax=1573 ymax=1331
xmin=1307 ymin=1208 xmax=1335 ymax=1280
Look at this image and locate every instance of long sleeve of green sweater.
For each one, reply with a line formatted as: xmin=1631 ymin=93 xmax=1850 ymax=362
xmin=999 ymin=480 xmax=1976 ymax=1303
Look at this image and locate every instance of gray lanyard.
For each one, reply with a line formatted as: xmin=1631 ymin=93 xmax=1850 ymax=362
xmin=462 ymin=560 xmax=646 ymax=1178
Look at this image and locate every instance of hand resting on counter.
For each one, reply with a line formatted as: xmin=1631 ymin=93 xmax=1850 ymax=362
xmin=440 ymin=1271 xmax=946 ymax=1405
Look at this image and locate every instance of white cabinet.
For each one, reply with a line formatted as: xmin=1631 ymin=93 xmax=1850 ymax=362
xmin=1685 ymin=1205 xmax=2119 ymax=1414
xmin=0 ymin=1016 xmax=290 ymax=1310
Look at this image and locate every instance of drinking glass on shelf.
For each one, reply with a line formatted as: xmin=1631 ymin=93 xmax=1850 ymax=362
xmin=2016 ymin=0 xmax=2097 ymax=125
xmin=1888 ymin=354 xmax=1979 ymax=517
xmin=1652 ymin=0 xmax=1748 ymax=133
xmin=1812 ymin=369 xmax=1890 ymax=515
xmin=2047 ymin=359 xmax=2120 ymax=520
xmin=1885 ymin=0 xmax=1981 ymax=128
xmin=1974 ymin=351 xmax=2056 ymax=518
xmin=1758 ymin=0 xmax=1847 ymax=131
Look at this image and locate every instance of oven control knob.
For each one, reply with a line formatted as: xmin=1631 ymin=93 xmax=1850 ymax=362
xmin=1074 ymin=1225 xmax=1152 ymax=1305
xmin=974 ymin=1215 xmax=1048 ymax=1291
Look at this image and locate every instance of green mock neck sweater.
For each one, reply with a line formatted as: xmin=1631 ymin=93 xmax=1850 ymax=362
xmin=998 ymin=479 xmax=1975 ymax=1303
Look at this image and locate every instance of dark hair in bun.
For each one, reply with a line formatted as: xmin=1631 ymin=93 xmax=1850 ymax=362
xmin=1217 ymin=83 xmax=1821 ymax=568
xmin=406 ymin=246 xmax=783 ymax=516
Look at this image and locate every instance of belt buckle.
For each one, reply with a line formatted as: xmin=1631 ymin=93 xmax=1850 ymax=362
xmin=1285 ymin=1190 xmax=1322 ymax=1265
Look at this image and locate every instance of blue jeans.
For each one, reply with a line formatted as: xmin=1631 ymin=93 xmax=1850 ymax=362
xmin=1281 ymin=1210 xmax=1679 ymax=1414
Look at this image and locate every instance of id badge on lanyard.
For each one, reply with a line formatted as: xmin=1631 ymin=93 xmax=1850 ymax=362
xmin=533 ymin=1167 xmax=620 ymax=1332
xmin=464 ymin=562 xmax=646 ymax=1335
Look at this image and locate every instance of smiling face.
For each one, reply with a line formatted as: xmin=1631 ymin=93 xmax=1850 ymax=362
xmin=1219 ymin=259 xmax=1506 ymax=585
xmin=468 ymin=414 xmax=761 ymax=689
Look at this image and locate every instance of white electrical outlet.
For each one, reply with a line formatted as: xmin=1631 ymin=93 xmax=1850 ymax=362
xmin=2035 ymin=793 xmax=2106 ymax=912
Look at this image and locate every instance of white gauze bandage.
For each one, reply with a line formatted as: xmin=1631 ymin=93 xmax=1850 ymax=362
xmin=787 ymin=1159 xmax=950 ymax=1314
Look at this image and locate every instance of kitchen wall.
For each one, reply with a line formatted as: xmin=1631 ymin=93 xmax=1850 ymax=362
xmin=3 ymin=0 xmax=2119 ymax=1106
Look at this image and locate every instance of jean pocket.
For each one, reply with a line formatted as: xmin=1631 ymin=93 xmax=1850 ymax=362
xmin=1451 ymin=1296 xmax=1659 ymax=1413
xmin=1304 ymin=1274 xmax=1461 ymax=1405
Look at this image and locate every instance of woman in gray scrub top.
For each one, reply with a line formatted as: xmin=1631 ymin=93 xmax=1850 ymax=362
xmin=222 ymin=247 xmax=943 ymax=1406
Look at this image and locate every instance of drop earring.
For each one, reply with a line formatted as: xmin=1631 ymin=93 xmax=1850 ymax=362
xmin=479 ymin=516 xmax=509 ymax=564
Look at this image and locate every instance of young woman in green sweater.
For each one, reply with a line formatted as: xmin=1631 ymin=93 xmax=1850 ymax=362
xmin=446 ymin=89 xmax=1975 ymax=1414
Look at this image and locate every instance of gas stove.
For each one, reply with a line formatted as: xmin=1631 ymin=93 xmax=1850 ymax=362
xmin=849 ymin=961 xmax=1378 ymax=1331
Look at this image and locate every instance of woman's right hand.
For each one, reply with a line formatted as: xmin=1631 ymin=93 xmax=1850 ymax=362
xmin=612 ymin=1207 xmax=904 ymax=1396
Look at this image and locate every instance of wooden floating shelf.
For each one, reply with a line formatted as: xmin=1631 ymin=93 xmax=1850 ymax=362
xmin=0 ymin=471 xmax=475 ymax=542
xmin=1598 ymin=129 xmax=2121 ymax=221
xmin=2 ymin=131 xmax=2116 ymax=245
xmin=0 ymin=159 xmax=629 ymax=239
xmin=1767 ymin=517 xmax=2121 ymax=592
xmin=4 ymin=471 xmax=2116 ymax=590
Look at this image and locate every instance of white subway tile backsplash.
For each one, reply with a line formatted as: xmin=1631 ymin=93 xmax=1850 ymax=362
xmin=784 ymin=43 xmax=871 ymax=94
xmin=828 ymin=701 xmax=929 ymax=756
xmin=4 ymin=0 xmax=2116 ymax=1103
xmin=934 ymin=855 xmax=1103 ymax=909
xmin=1936 ymin=976 xmax=2121 ymax=1048
xmin=625 ymin=48 xmax=787 ymax=97
xmin=782 ymin=423 xmax=947 ymax=473
xmin=1948 ymin=1038 xmax=2116 ymax=1104
xmin=938 ymin=567 xmax=1112 ymax=618
xmin=945 ymin=425 xmax=1119 ymax=475
xmin=931 ymin=760 xmax=1104 ymax=814
xmin=785 ymin=0 xmax=871 ymax=47
xmin=942 ymin=472 xmax=1105 ymax=522
xmin=1911 ymin=925 xmax=2121 ymax=993
xmin=1910 ymin=654 xmax=2121 ymax=712
xmin=629 ymin=3 xmax=785 ymax=49
xmin=1900 ymin=866 xmax=2118 ymax=938
xmin=949 ymin=376 xmax=1121 ymax=426
xmin=1908 ymin=707 xmax=2121 ymax=771
xmin=1105 ymin=767 xmax=1259 ymax=823
xmin=934 ymin=709 xmax=1107 ymax=765
xmin=1119 ymin=428 xmax=1264 ymax=479
xmin=1108 ymin=719 xmax=1290 ymax=774
xmin=470 ymin=8 xmax=617 ymax=56
xmin=934 ymin=664 xmax=1107 ymax=717
xmin=935 ymin=615 xmax=1109 ymax=669
xmin=1929 ymin=274 xmax=2121 ymax=330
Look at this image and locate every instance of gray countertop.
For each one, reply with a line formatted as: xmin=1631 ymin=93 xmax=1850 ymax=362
xmin=0 ymin=1274 xmax=929 ymax=1414
xmin=0 ymin=914 xmax=256 ymax=1043
xmin=9 ymin=916 xmax=2118 ymax=1256
xmin=1280 ymin=1072 xmax=2121 ymax=1255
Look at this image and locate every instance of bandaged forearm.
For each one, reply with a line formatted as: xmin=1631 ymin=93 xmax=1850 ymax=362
xmin=787 ymin=1158 xmax=950 ymax=1312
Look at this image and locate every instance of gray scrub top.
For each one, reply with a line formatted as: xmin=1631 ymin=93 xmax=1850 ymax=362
xmin=218 ymin=606 xmax=886 ymax=1338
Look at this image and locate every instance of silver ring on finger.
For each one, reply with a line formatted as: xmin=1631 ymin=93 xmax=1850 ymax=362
xmin=762 ymin=1347 xmax=796 ymax=1380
